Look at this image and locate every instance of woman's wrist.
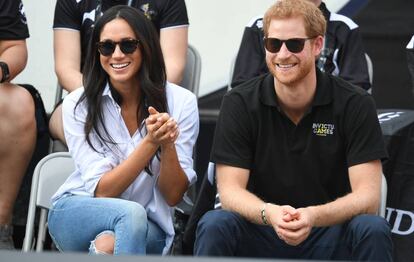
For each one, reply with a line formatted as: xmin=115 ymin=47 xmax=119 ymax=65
xmin=142 ymin=136 xmax=159 ymax=151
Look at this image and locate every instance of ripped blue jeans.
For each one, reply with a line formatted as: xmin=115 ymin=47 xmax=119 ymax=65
xmin=48 ymin=195 xmax=165 ymax=255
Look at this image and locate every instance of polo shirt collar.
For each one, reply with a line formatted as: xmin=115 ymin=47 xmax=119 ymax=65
xmin=312 ymin=68 xmax=332 ymax=107
xmin=260 ymin=73 xmax=279 ymax=107
xmin=259 ymin=69 xmax=332 ymax=108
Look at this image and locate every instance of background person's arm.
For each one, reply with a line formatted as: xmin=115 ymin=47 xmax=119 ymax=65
xmin=160 ymin=26 xmax=188 ymax=85
xmin=54 ymin=29 xmax=82 ymax=92
xmin=0 ymin=39 xmax=27 ymax=81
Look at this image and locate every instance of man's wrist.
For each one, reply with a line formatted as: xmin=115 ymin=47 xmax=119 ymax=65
xmin=305 ymin=206 xmax=317 ymax=227
xmin=261 ymin=202 xmax=271 ymax=225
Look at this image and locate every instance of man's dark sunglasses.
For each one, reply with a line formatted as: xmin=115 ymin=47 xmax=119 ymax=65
xmin=264 ymin=37 xmax=314 ymax=53
xmin=97 ymin=39 xmax=140 ymax=56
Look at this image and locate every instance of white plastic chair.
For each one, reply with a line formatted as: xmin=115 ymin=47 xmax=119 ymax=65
xmin=227 ymin=53 xmax=237 ymax=91
xmin=22 ymin=152 xmax=75 ymax=252
xmin=181 ymin=44 xmax=202 ymax=97
xmin=177 ymin=44 xmax=202 ymax=207
xmin=365 ymin=53 xmax=373 ymax=94
xmin=379 ymin=173 xmax=387 ymax=218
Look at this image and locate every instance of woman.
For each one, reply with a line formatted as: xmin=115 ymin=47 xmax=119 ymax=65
xmin=48 ymin=5 xmax=199 ymax=255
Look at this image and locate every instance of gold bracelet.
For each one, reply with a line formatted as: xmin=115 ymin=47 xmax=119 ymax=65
xmin=261 ymin=203 xmax=270 ymax=225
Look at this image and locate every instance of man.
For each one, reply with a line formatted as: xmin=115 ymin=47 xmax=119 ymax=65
xmin=49 ymin=0 xmax=189 ymax=144
xmin=194 ymin=0 xmax=392 ymax=260
xmin=231 ymin=0 xmax=371 ymax=91
xmin=0 ymin=0 xmax=36 ymax=249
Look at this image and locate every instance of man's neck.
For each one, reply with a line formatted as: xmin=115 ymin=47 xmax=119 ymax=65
xmin=274 ymin=75 xmax=317 ymax=125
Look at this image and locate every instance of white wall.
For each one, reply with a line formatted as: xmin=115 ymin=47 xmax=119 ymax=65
xmin=14 ymin=0 xmax=346 ymax=112
xmin=15 ymin=0 xmax=56 ymax=112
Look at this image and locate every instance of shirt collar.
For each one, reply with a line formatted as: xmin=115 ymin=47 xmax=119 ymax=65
xmin=260 ymin=73 xmax=279 ymax=107
xmin=259 ymin=68 xmax=332 ymax=108
xmin=102 ymin=82 xmax=112 ymax=97
xmin=101 ymin=81 xmax=121 ymax=108
xmin=312 ymin=68 xmax=332 ymax=107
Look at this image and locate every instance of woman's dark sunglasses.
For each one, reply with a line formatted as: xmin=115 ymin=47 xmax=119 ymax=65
xmin=97 ymin=39 xmax=140 ymax=56
xmin=264 ymin=37 xmax=313 ymax=53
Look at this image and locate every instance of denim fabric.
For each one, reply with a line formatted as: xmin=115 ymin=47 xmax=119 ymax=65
xmin=48 ymin=195 xmax=165 ymax=255
xmin=194 ymin=209 xmax=393 ymax=261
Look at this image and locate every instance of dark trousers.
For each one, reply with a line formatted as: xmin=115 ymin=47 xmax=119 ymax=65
xmin=194 ymin=209 xmax=393 ymax=261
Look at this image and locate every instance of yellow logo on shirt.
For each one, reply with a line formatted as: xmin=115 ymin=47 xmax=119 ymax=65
xmin=312 ymin=123 xmax=335 ymax=136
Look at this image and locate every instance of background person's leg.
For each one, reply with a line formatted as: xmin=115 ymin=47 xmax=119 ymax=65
xmin=48 ymin=104 xmax=66 ymax=145
xmin=0 ymin=84 xmax=36 ymax=249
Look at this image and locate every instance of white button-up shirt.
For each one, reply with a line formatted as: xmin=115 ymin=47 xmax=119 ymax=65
xmin=51 ymin=82 xmax=199 ymax=254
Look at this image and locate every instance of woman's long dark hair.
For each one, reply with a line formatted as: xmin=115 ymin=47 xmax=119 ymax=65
xmin=76 ymin=5 xmax=168 ymax=173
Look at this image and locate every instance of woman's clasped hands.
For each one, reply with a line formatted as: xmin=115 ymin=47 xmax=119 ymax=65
xmin=145 ymin=106 xmax=179 ymax=146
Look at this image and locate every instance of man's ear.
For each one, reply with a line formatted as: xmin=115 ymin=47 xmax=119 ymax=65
xmin=313 ymin=35 xmax=324 ymax=56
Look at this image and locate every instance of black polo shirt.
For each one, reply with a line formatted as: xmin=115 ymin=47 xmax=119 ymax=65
xmin=211 ymin=69 xmax=387 ymax=208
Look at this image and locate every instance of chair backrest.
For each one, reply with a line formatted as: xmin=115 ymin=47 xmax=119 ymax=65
xmin=35 ymin=152 xmax=75 ymax=209
xmin=181 ymin=44 xmax=201 ymax=97
xmin=23 ymin=152 xmax=75 ymax=251
xmin=227 ymin=53 xmax=237 ymax=91
xmin=365 ymin=53 xmax=373 ymax=94
xmin=379 ymin=173 xmax=388 ymax=218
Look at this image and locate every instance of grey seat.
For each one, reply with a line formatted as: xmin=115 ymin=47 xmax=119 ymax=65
xmin=175 ymin=44 xmax=202 ymax=212
xmin=365 ymin=53 xmax=373 ymax=94
xmin=22 ymin=152 xmax=75 ymax=252
xmin=379 ymin=173 xmax=387 ymax=217
xmin=181 ymin=44 xmax=202 ymax=97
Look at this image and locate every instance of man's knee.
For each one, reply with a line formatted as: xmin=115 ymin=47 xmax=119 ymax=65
xmin=195 ymin=209 xmax=242 ymax=248
xmin=349 ymin=214 xmax=391 ymax=239
xmin=195 ymin=210 xmax=247 ymax=256
xmin=197 ymin=209 xmax=239 ymax=237
xmin=90 ymin=231 xmax=115 ymax=255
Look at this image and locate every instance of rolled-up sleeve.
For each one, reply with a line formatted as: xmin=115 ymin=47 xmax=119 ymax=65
xmin=62 ymin=90 xmax=118 ymax=195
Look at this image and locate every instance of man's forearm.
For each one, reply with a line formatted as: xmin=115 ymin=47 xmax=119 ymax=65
xmin=307 ymin=189 xmax=379 ymax=227
xmin=219 ymin=186 xmax=269 ymax=225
